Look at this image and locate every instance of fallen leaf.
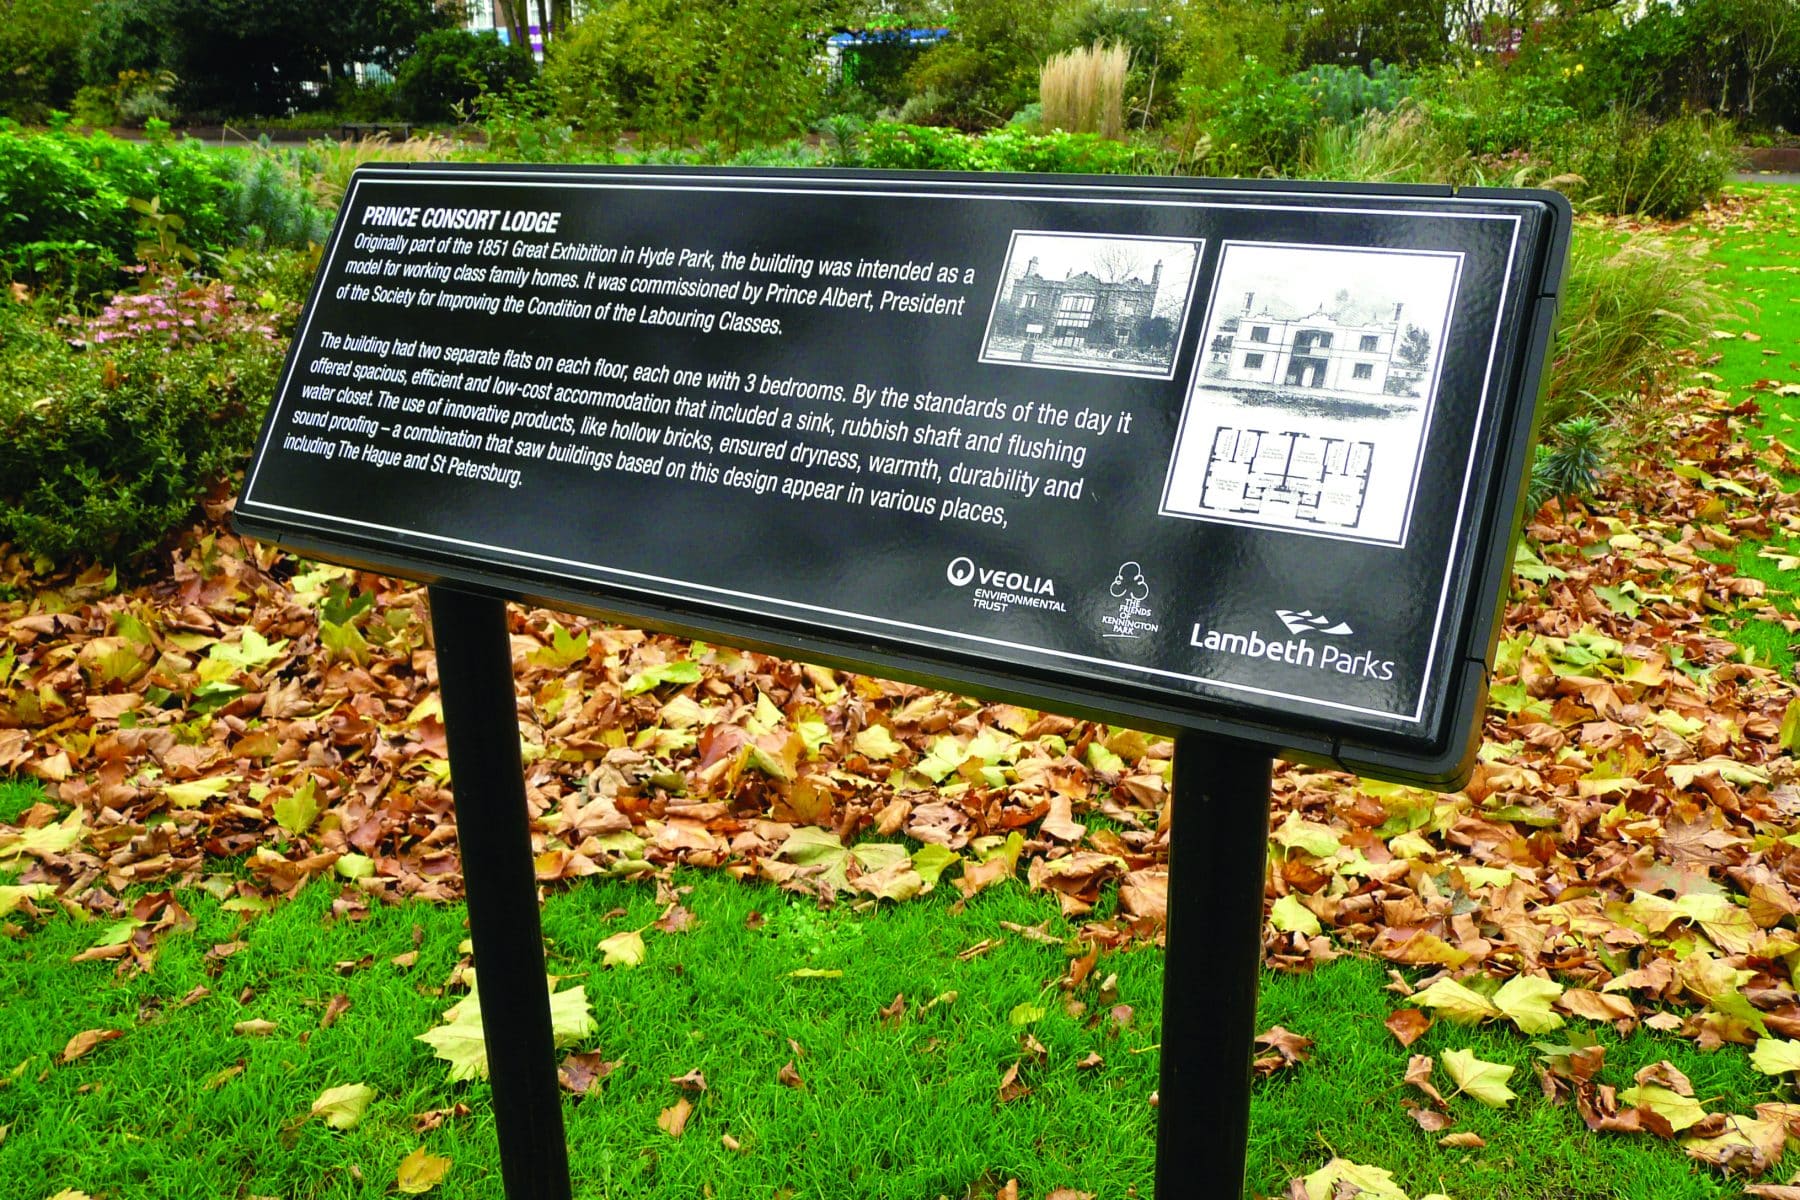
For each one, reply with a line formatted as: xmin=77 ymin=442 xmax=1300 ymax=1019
xmin=1443 ymin=1048 xmax=1517 ymax=1108
xmin=1385 ymin=1009 xmax=1432 ymax=1048
xmin=58 ymin=1029 xmax=121 ymax=1064
xmin=657 ymin=1097 xmax=692 ymax=1137
xmin=394 ymin=1144 xmax=451 ymax=1194
xmin=310 ymin=1082 xmax=376 ymax=1130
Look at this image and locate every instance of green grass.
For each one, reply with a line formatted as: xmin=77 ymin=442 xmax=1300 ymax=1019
xmin=1 ymin=868 xmax=1784 ymax=1199
xmin=0 ymin=777 xmax=47 ymax=825
xmin=1680 ymin=185 xmax=1800 ymax=676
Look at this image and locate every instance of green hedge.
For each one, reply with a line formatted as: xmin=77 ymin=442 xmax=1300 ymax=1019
xmin=0 ymin=125 xmax=236 ymax=291
xmin=0 ymin=299 xmax=283 ymax=567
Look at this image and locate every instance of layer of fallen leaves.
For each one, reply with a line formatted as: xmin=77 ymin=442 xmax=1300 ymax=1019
xmin=5 ymin=224 xmax=1800 ymax=1191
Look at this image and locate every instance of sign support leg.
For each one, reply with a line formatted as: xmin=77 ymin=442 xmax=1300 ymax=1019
xmin=428 ymin=586 xmax=573 ymax=1200
xmin=1154 ymin=731 xmax=1273 ymax=1199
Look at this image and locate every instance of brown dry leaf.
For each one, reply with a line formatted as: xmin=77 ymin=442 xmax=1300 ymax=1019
xmin=668 ymin=1068 xmax=707 ymax=1093
xmin=656 ymin=1097 xmax=692 ymax=1138
xmin=997 ymin=1062 xmax=1029 ymax=1103
xmin=1384 ymin=1009 xmax=1432 ymax=1048
xmin=59 ymin=1029 xmax=122 ymax=1064
xmin=321 ymin=993 xmax=351 ymax=1029
xmin=777 ymin=1060 xmax=804 ymax=1090
xmin=1440 ymin=1131 xmax=1487 ymax=1148
xmin=558 ymin=1052 xmax=618 ymax=1095
xmin=1405 ymin=1054 xmax=1446 ymax=1107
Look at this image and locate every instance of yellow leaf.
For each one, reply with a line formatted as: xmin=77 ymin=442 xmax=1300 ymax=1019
xmin=1443 ymin=1048 xmax=1517 ymax=1107
xmin=1272 ymin=812 xmax=1340 ymax=858
xmin=310 ymin=1082 xmax=376 ymax=1130
xmin=395 ymin=1144 xmax=452 ymax=1194
xmin=547 ymin=982 xmax=596 ymax=1047
xmin=0 ymin=883 xmax=55 ymax=918
xmin=0 ymin=810 xmax=85 ymax=861
xmin=1301 ymin=1158 xmax=1410 ymax=1200
xmin=1493 ymin=975 xmax=1565 ymax=1035
xmin=1269 ymin=894 xmax=1321 ymax=936
xmin=853 ymin=724 xmax=904 ymax=760
xmin=416 ymin=1018 xmax=488 ymax=1082
xmin=599 ymin=930 xmax=646 ymax=970
xmin=1409 ymin=977 xmax=1501 ymax=1024
xmin=1751 ymin=1037 xmax=1800 ymax=1076
xmin=1674 ymin=893 xmax=1756 ymax=955
xmin=1620 ymin=1083 xmax=1708 ymax=1132
xmin=163 ymin=774 xmax=239 ymax=809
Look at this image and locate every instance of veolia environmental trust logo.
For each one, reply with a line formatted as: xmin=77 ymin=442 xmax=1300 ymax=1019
xmin=943 ymin=555 xmax=1066 ymax=616
xmin=1102 ymin=561 xmax=1160 ymax=640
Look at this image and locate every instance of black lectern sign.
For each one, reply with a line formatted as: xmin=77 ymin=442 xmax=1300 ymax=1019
xmin=234 ymin=165 xmax=1568 ymax=1200
xmin=237 ymin=165 xmax=1568 ymax=786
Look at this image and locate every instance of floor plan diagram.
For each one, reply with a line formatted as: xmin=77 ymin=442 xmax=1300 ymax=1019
xmin=1199 ymin=426 xmax=1374 ymax=530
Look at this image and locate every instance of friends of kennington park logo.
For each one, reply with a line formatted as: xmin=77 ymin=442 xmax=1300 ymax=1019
xmin=1191 ymin=608 xmax=1394 ymax=680
xmin=1102 ymin=562 xmax=1160 ymax=639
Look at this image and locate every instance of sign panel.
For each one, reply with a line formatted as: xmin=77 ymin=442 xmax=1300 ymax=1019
xmin=235 ymin=165 xmax=1569 ymax=786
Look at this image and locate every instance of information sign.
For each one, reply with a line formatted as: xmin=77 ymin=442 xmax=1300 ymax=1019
xmin=236 ymin=165 xmax=1569 ymax=786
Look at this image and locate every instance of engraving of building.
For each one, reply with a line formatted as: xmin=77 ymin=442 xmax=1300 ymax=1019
xmin=1210 ymin=291 xmax=1411 ymax=396
xmin=997 ymin=255 xmax=1163 ymax=350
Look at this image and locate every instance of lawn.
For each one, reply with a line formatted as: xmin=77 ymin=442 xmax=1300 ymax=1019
xmin=3 ymin=853 xmax=1783 ymax=1200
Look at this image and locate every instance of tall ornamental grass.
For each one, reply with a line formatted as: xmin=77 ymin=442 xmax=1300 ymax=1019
xmin=1040 ymin=40 xmax=1130 ymax=140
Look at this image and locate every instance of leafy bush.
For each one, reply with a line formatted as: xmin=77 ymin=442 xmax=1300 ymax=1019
xmin=1413 ymin=61 xmax=1579 ymax=158
xmin=0 ymin=126 xmax=240 ymax=293
xmin=0 ymin=296 xmax=284 ymax=567
xmin=1544 ymin=109 xmax=1737 ymax=219
xmin=1195 ymin=57 xmax=1323 ymax=177
xmin=544 ymin=0 xmax=828 ymax=150
xmin=0 ymin=0 xmax=90 ymax=120
xmin=395 ymin=29 xmax=536 ymax=123
xmin=862 ymin=123 xmax=1164 ymax=174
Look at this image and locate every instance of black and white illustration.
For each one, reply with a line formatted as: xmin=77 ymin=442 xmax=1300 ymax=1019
xmin=980 ymin=231 xmax=1202 ymax=379
xmin=1159 ymin=241 xmax=1462 ymax=546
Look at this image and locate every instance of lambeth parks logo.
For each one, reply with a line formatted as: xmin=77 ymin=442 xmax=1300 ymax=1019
xmin=945 ymin=556 xmax=1067 ymax=616
xmin=1102 ymin=561 xmax=1160 ymax=640
xmin=1275 ymin=609 xmax=1354 ymax=637
xmin=1191 ymin=609 xmax=1394 ymax=680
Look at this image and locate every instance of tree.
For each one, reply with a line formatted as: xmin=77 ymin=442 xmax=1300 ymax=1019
xmin=81 ymin=0 xmax=462 ymax=117
xmin=0 ymin=0 xmax=93 ymax=119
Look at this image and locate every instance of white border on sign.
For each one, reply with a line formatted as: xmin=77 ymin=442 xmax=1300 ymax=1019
xmin=240 ymin=170 xmax=1526 ymax=728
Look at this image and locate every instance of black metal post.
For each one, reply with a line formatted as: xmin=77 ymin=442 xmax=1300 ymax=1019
xmin=428 ymin=586 xmax=573 ymax=1200
xmin=1154 ymin=731 xmax=1274 ymax=1199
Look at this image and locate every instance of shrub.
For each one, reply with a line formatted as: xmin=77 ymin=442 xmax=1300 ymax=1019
xmin=1040 ymin=40 xmax=1130 ymax=139
xmin=1299 ymin=61 xmax=1411 ymax=126
xmin=1412 ymin=61 xmax=1579 ymax=157
xmin=1296 ymin=103 xmax=1468 ymax=185
xmin=543 ymin=0 xmax=828 ymax=150
xmin=1543 ymin=233 xmax=1724 ymax=429
xmin=861 ymin=122 xmax=1172 ymax=175
xmin=224 ymin=150 xmax=332 ymax=249
xmin=0 ymin=126 xmax=240 ymax=294
xmin=1192 ymin=57 xmax=1318 ymax=177
xmin=0 ymin=0 xmax=89 ymax=121
xmin=0 ymin=297 xmax=284 ymax=567
xmin=396 ymin=29 xmax=536 ymax=123
xmin=1543 ymin=109 xmax=1737 ymax=219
